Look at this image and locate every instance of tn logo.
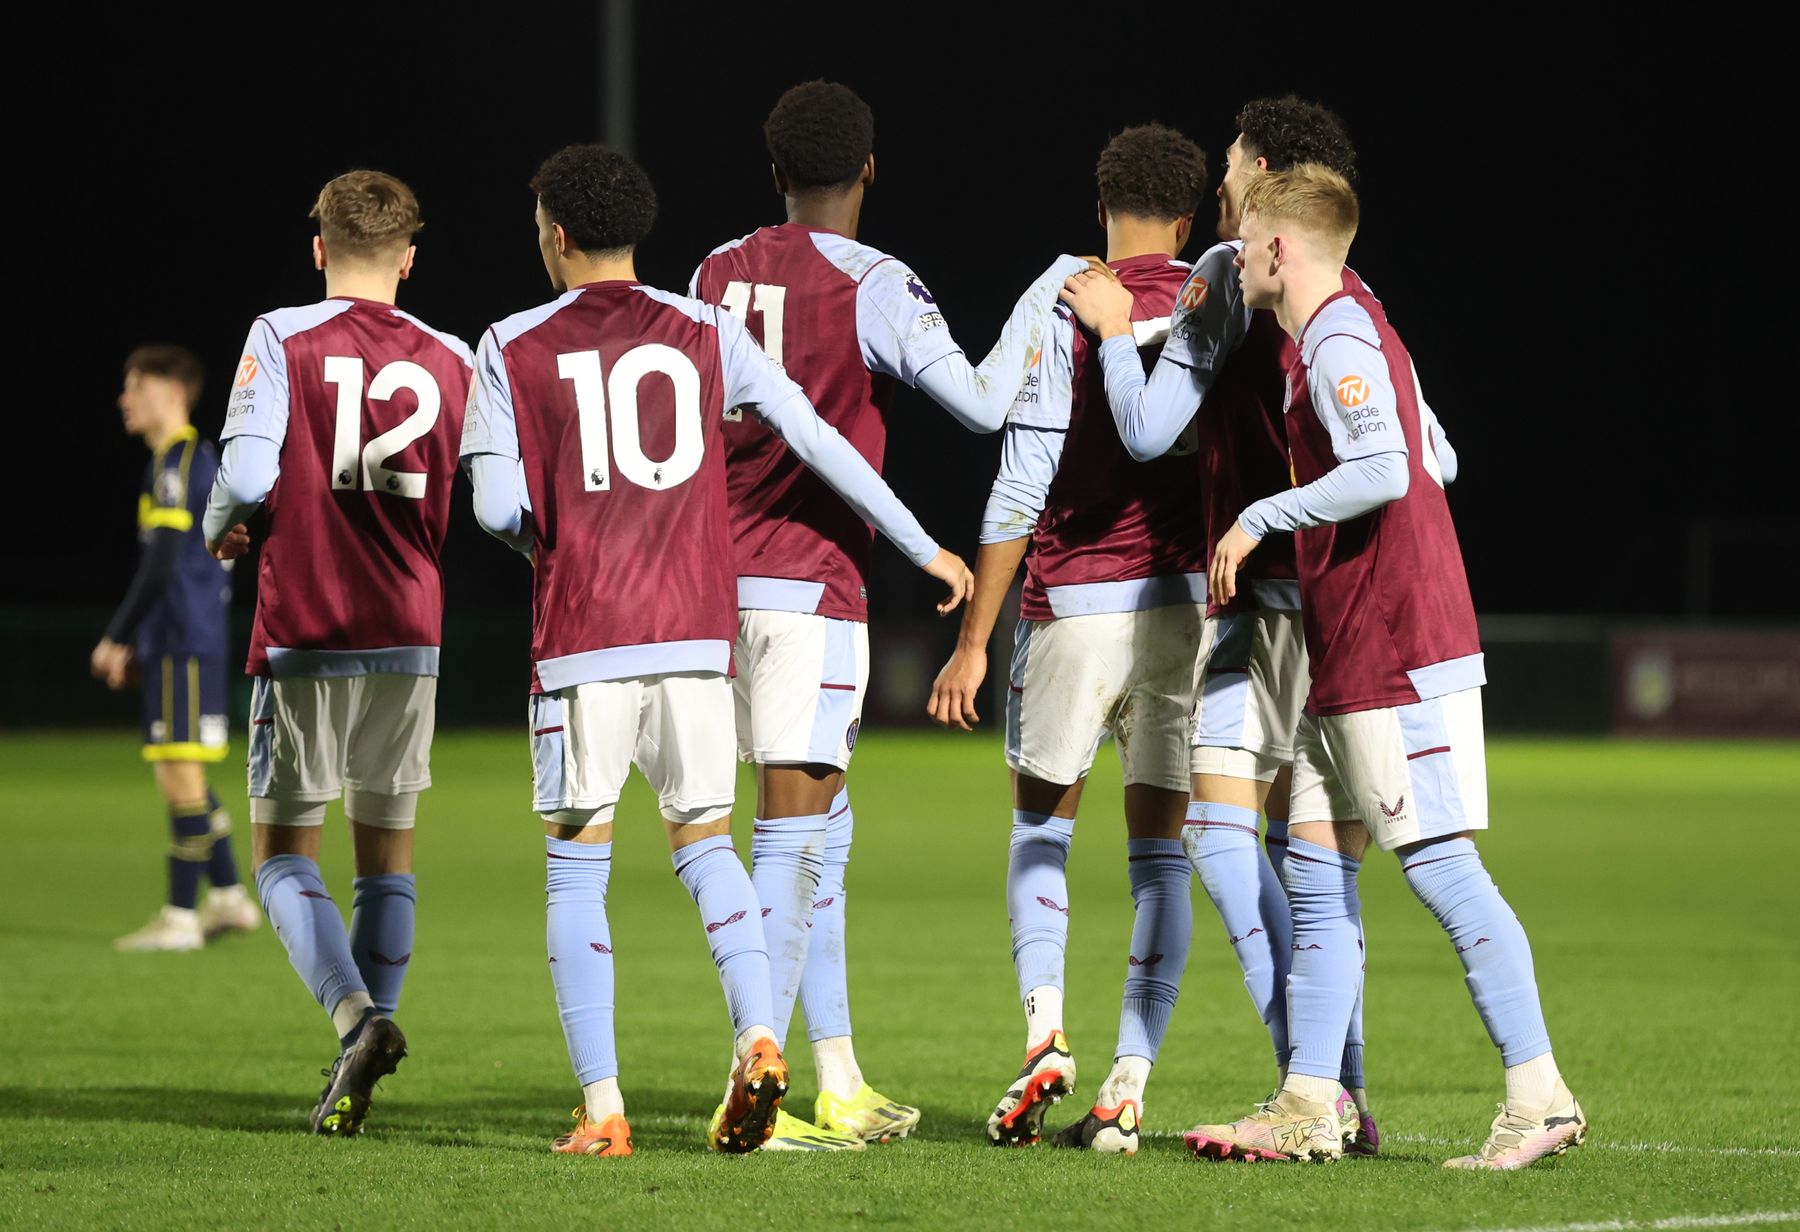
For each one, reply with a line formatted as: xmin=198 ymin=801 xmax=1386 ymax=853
xmin=1336 ymin=374 xmax=1370 ymax=407
xmin=235 ymin=355 xmax=259 ymax=387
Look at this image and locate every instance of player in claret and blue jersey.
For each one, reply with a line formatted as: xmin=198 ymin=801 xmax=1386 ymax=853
xmin=461 ymin=144 xmax=971 ymax=1158
xmin=688 ymin=80 xmax=1087 ymax=1149
xmin=1058 ymin=98 xmax=1454 ymax=1155
xmin=928 ymin=124 xmax=1211 ymax=1154
xmin=95 ymin=346 xmax=257 ymax=953
xmin=204 ymin=171 xmax=472 ymax=1138
xmin=1177 ymin=165 xmax=1586 ymax=1169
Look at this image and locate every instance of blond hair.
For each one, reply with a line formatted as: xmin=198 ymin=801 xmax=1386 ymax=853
xmin=1240 ymin=163 xmax=1359 ymax=255
xmin=310 ymin=170 xmax=422 ymax=260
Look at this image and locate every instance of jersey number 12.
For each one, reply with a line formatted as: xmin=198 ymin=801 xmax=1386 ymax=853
xmin=323 ymin=357 xmax=441 ymax=499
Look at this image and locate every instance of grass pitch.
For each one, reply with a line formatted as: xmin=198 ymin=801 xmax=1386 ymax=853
xmin=2 ymin=730 xmax=1797 ymax=1231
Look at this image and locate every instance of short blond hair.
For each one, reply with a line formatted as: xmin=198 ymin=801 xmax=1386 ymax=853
xmin=310 ymin=170 xmax=422 ymax=260
xmin=1240 ymin=163 xmax=1359 ymax=254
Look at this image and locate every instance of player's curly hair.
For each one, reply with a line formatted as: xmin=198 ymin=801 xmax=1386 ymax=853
xmin=763 ymin=81 xmax=875 ymax=192
xmin=1096 ymin=124 xmax=1209 ymax=221
xmin=1236 ymin=96 xmax=1358 ymax=181
xmin=530 ymin=144 xmax=657 ymax=255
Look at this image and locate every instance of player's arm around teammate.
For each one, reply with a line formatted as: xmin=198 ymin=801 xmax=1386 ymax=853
xmin=931 ymin=126 xmax=1216 ymax=1154
xmin=1185 ymin=166 xmax=1584 ymax=1171
xmin=460 ymin=144 xmax=970 ymax=1158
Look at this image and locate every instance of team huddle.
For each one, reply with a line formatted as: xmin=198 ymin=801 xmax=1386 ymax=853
xmin=99 ymin=82 xmax=1587 ymax=1168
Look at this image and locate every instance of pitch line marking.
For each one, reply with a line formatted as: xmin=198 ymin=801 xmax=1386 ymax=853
xmin=1146 ymin=1130 xmax=1797 ymax=1158
xmin=1385 ymin=1132 xmax=1800 ymax=1159
xmin=1435 ymin=1210 xmax=1800 ymax=1232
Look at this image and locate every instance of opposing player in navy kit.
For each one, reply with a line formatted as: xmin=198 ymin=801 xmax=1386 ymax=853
xmin=96 ymin=345 xmax=257 ymax=953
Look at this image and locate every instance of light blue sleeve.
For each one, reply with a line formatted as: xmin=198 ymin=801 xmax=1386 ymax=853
xmin=1238 ymin=335 xmax=1413 ymax=539
xmin=853 ymin=259 xmax=966 ymax=387
xmin=1307 ymin=334 xmax=1408 ymax=464
xmin=1095 ymin=244 xmax=1249 ymax=461
xmin=1238 ymin=451 xmax=1410 ymax=540
xmin=220 ymin=319 xmax=291 ymax=445
xmin=979 ymin=426 xmax=1064 ymax=545
xmin=459 ymin=329 xmax=521 ymax=461
xmin=1408 ymin=358 xmax=1458 ymax=486
xmin=907 ymin=254 xmax=1092 ymax=433
xmin=1423 ymin=401 xmax=1458 ymax=486
xmin=979 ymin=309 xmax=1073 ymax=544
xmin=467 ymin=453 xmax=535 ymax=555
xmin=717 ymin=309 xmax=940 ymax=567
xmin=201 ymin=435 xmax=281 ymax=543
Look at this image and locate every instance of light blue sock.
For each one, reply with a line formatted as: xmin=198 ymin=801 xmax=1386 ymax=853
xmin=546 ymin=837 xmax=616 ymax=1084
xmin=799 ymin=788 xmax=855 ymax=1042
xmin=674 ymin=836 xmax=774 ymax=1035
xmin=349 ymin=873 xmax=416 ymax=1016
xmin=1342 ymin=917 xmax=1367 ymax=1089
xmin=1268 ymin=817 xmax=1364 ymax=1085
xmin=1007 ymin=810 xmax=1075 ymax=999
xmin=750 ymin=811 xmax=827 ymax=1048
xmin=1280 ymin=836 xmax=1363 ymax=1081
xmin=1116 ymin=837 xmax=1192 ymax=1062
xmin=255 ymin=854 xmax=367 ymax=1023
xmin=1186 ymin=801 xmax=1291 ymax=1068
xmin=1401 ymin=837 xmax=1551 ymax=1066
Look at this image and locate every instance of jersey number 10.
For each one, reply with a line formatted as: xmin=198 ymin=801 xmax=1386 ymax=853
xmin=323 ymin=357 xmax=442 ymax=499
xmin=558 ymin=345 xmax=704 ymax=494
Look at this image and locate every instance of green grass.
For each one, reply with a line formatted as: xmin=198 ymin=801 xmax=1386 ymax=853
xmin=2 ymin=730 xmax=1797 ymax=1231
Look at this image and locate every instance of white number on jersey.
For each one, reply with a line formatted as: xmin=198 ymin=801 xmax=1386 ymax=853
xmin=557 ymin=345 xmax=704 ymax=493
xmin=323 ymin=357 xmax=441 ymax=499
xmin=719 ymin=281 xmax=787 ymax=367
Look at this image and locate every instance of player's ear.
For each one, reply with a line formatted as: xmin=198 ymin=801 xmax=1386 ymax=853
xmin=861 ymin=153 xmax=875 ymax=188
xmin=312 ymin=235 xmax=327 ymax=272
xmin=398 ymin=245 xmax=416 ymax=282
xmin=770 ymin=164 xmax=788 ymax=197
xmin=554 ymin=223 xmax=572 ymax=259
xmin=1176 ymin=214 xmax=1193 ymax=247
xmin=1096 ymin=200 xmax=1108 ymax=231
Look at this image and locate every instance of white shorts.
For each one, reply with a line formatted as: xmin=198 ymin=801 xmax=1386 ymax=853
xmin=733 ymin=610 xmax=870 ymax=771
xmin=531 ymin=671 xmax=736 ymax=825
xmin=1190 ymin=609 xmax=1308 ymax=782
xmin=248 ymin=675 xmax=436 ymax=822
xmin=1289 ymin=686 xmax=1490 ymax=851
xmin=1006 ymin=605 xmax=1205 ymax=792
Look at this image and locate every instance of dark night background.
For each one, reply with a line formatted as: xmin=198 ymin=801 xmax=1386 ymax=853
xmin=12 ymin=8 xmax=1790 ymax=722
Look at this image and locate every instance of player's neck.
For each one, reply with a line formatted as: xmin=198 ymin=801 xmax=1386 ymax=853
xmin=144 ymin=417 xmax=190 ymax=453
xmin=324 ymin=270 xmax=400 ymax=306
xmin=1104 ymin=217 xmax=1177 ymax=264
xmin=561 ymin=253 xmax=637 ymax=287
xmin=785 ymin=188 xmax=860 ymax=239
xmin=1275 ymin=265 xmax=1346 ymax=341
